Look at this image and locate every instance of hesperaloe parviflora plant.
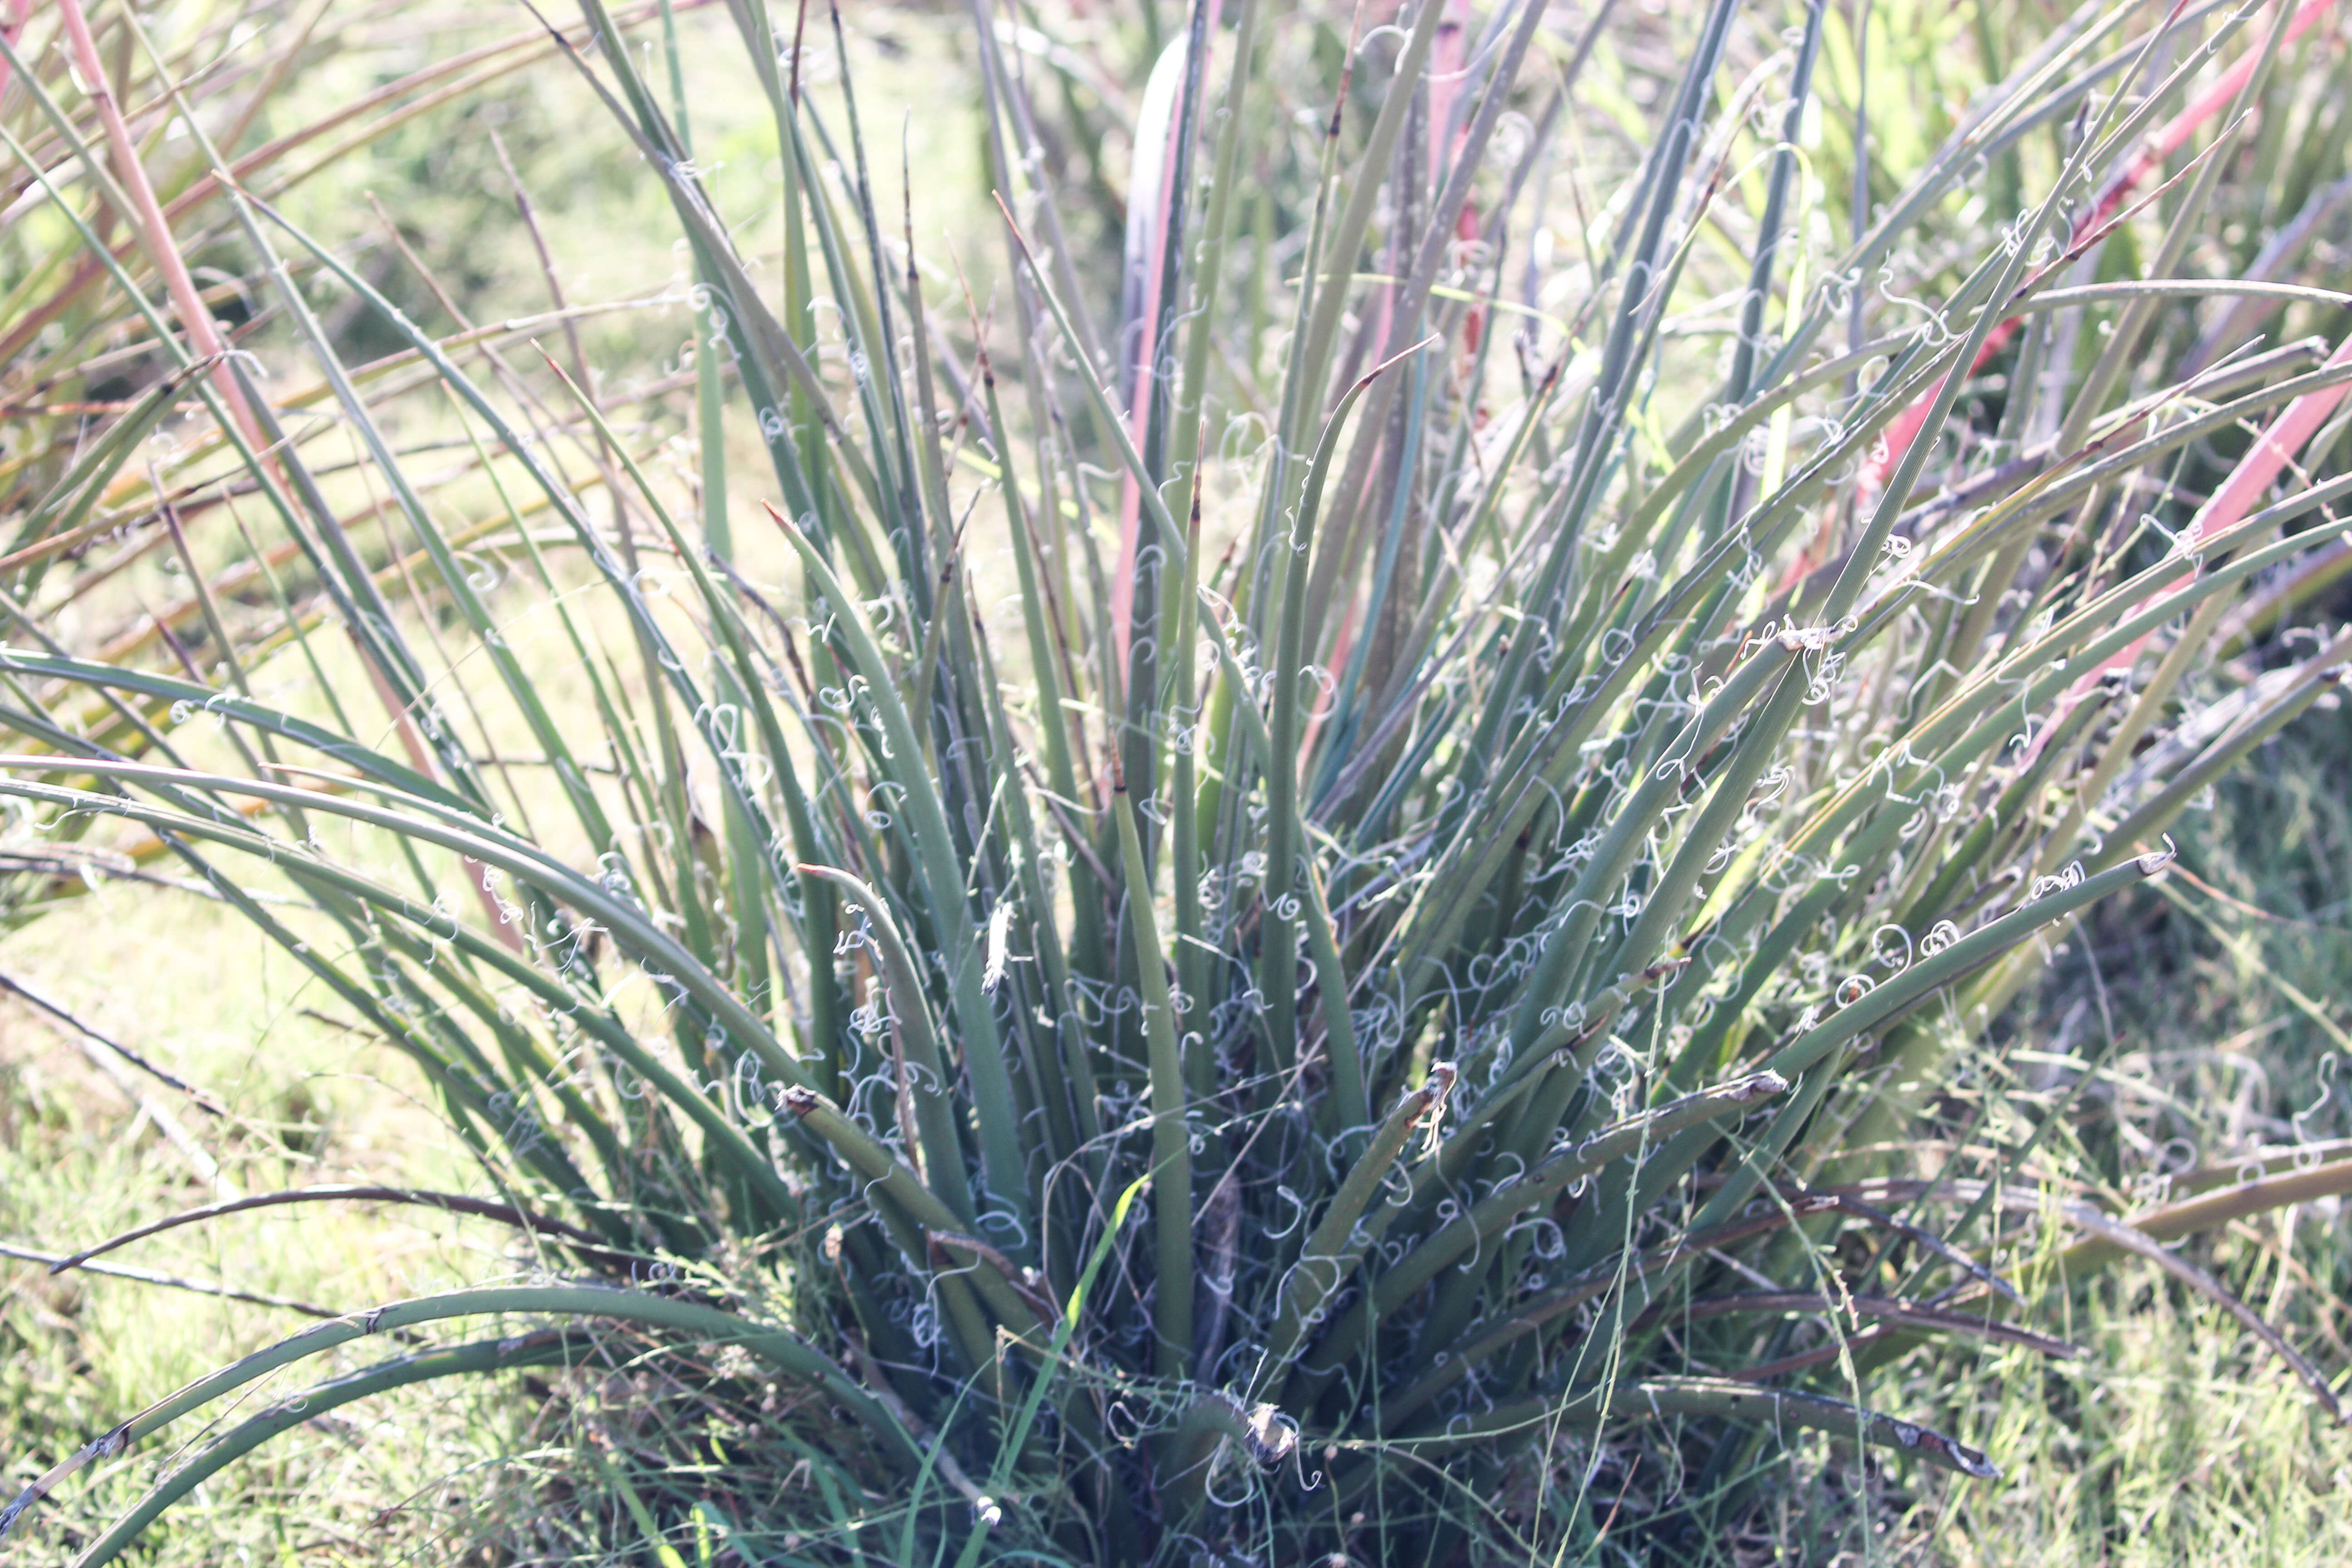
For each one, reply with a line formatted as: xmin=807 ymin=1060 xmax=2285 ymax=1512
xmin=5 ymin=0 xmax=2352 ymax=1561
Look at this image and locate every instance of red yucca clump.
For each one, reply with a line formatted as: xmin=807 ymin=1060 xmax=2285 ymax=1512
xmin=4 ymin=0 xmax=2351 ymax=1562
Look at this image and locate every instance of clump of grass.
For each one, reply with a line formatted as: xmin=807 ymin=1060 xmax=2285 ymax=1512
xmin=4 ymin=0 xmax=2352 ymax=1563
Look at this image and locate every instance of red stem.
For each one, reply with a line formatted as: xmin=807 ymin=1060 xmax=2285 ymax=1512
xmin=1860 ymin=0 xmax=2339 ymax=496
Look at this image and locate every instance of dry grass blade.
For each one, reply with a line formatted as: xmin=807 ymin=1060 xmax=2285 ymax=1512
xmin=45 ymin=1186 xmax=626 ymax=1276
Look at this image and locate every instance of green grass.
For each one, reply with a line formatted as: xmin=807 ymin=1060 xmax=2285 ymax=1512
xmin=0 ymin=884 xmax=517 ymax=1565
xmin=1938 ymin=715 xmax=2352 ymax=1566
xmin=4 ymin=0 xmax=2352 ymax=1563
xmin=1930 ymin=1293 xmax=2352 ymax=1567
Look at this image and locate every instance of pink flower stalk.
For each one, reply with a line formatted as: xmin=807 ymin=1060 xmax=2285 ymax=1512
xmin=1113 ymin=4 xmax=1224 ymax=670
xmin=0 ymin=0 xmax=31 ymax=104
xmin=2055 ymin=326 xmax=2352 ymax=700
xmin=53 ymin=0 xmax=261 ymax=442
xmin=1859 ymin=0 xmax=2339 ymax=499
